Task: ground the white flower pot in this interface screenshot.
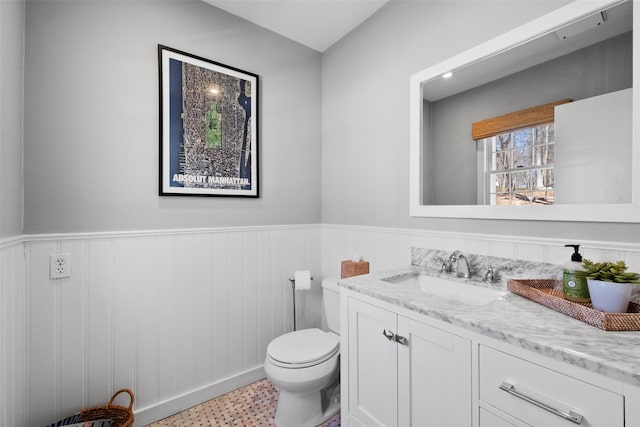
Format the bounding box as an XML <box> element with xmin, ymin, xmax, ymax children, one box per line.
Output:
<box><xmin>587</xmin><ymin>279</ymin><xmax>633</xmax><ymax>313</ymax></box>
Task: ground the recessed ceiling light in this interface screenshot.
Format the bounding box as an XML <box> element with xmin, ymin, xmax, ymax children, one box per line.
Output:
<box><xmin>442</xmin><ymin>72</ymin><xmax>453</xmax><ymax>79</ymax></box>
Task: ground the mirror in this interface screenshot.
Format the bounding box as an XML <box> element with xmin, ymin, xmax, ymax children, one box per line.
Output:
<box><xmin>410</xmin><ymin>0</ymin><xmax>640</xmax><ymax>222</ymax></box>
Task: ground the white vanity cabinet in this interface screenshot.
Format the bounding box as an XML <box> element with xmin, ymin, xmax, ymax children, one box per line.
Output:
<box><xmin>341</xmin><ymin>288</ymin><xmax>639</xmax><ymax>427</ymax></box>
<box><xmin>344</xmin><ymin>296</ymin><xmax>472</xmax><ymax>427</ymax></box>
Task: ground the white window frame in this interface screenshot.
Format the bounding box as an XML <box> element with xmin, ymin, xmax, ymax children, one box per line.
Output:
<box><xmin>479</xmin><ymin>124</ymin><xmax>555</xmax><ymax>206</ymax></box>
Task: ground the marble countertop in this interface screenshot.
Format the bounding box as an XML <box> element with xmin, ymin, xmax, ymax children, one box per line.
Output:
<box><xmin>339</xmin><ymin>265</ymin><xmax>640</xmax><ymax>387</ymax></box>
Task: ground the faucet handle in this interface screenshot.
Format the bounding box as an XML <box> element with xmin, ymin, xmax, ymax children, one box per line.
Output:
<box><xmin>484</xmin><ymin>267</ymin><xmax>498</xmax><ymax>283</ymax></box>
<box><xmin>440</xmin><ymin>261</ymin><xmax>447</xmax><ymax>273</ymax></box>
<box><xmin>437</xmin><ymin>257</ymin><xmax>454</xmax><ymax>273</ymax></box>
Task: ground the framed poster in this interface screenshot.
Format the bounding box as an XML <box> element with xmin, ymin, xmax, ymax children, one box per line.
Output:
<box><xmin>158</xmin><ymin>45</ymin><xmax>259</xmax><ymax>197</ymax></box>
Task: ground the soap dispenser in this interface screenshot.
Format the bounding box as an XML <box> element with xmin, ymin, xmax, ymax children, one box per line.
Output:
<box><xmin>562</xmin><ymin>244</ymin><xmax>590</xmax><ymax>302</ymax></box>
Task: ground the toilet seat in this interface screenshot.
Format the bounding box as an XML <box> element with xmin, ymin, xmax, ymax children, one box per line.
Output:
<box><xmin>267</xmin><ymin>328</ymin><xmax>339</xmax><ymax>369</ymax></box>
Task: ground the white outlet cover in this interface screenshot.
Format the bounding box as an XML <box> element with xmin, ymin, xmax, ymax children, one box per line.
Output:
<box><xmin>50</xmin><ymin>253</ymin><xmax>71</xmax><ymax>279</ymax></box>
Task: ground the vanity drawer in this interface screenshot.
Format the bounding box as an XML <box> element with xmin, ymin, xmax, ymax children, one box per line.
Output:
<box><xmin>479</xmin><ymin>345</ymin><xmax>623</xmax><ymax>427</ymax></box>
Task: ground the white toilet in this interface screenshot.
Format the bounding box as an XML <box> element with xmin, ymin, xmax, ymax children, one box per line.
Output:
<box><xmin>264</xmin><ymin>276</ymin><xmax>341</xmax><ymax>427</ymax></box>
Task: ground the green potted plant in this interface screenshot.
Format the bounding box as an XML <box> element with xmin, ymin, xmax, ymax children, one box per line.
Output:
<box><xmin>580</xmin><ymin>260</ymin><xmax>640</xmax><ymax>312</ymax></box>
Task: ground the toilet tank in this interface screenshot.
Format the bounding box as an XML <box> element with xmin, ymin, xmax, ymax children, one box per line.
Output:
<box><xmin>322</xmin><ymin>276</ymin><xmax>341</xmax><ymax>333</ymax></box>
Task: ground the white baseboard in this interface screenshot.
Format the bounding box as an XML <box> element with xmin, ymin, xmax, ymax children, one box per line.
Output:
<box><xmin>134</xmin><ymin>366</ymin><xmax>266</xmax><ymax>426</ymax></box>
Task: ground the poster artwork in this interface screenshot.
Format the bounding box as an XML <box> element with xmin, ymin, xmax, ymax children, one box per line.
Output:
<box><xmin>159</xmin><ymin>45</ymin><xmax>259</xmax><ymax>197</ymax></box>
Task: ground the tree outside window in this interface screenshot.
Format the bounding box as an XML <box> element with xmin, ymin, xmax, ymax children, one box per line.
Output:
<box><xmin>486</xmin><ymin>123</ymin><xmax>555</xmax><ymax>205</ymax></box>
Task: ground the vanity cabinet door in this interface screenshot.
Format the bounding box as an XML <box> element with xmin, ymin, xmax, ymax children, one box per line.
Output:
<box><xmin>397</xmin><ymin>316</ymin><xmax>472</xmax><ymax>427</ymax></box>
<box><xmin>346</xmin><ymin>296</ymin><xmax>473</xmax><ymax>427</ymax></box>
<box><xmin>347</xmin><ymin>298</ymin><xmax>399</xmax><ymax>427</ymax></box>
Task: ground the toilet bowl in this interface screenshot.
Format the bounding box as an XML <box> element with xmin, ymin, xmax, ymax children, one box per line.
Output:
<box><xmin>264</xmin><ymin>277</ymin><xmax>341</xmax><ymax>427</ymax></box>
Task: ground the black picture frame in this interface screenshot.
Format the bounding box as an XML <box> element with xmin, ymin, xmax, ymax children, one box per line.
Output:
<box><xmin>158</xmin><ymin>45</ymin><xmax>259</xmax><ymax>197</ymax></box>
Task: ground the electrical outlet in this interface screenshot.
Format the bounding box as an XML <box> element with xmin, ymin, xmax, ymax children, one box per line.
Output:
<box><xmin>50</xmin><ymin>253</ymin><xmax>71</xmax><ymax>279</ymax></box>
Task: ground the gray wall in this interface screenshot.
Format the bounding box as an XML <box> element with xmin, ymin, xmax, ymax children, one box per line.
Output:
<box><xmin>10</xmin><ymin>0</ymin><xmax>640</xmax><ymax>243</ymax></box>
<box><xmin>23</xmin><ymin>0</ymin><xmax>322</xmax><ymax>234</ymax></box>
<box><xmin>0</xmin><ymin>0</ymin><xmax>24</xmax><ymax>239</ymax></box>
<box><xmin>321</xmin><ymin>0</ymin><xmax>640</xmax><ymax>242</ymax></box>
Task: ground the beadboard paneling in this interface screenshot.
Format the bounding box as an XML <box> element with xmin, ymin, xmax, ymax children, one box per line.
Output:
<box><xmin>7</xmin><ymin>224</ymin><xmax>640</xmax><ymax>427</ymax></box>
<box><xmin>0</xmin><ymin>239</ymin><xmax>27</xmax><ymax>427</ymax></box>
<box><xmin>23</xmin><ymin>226</ymin><xmax>321</xmax><ymax>426</ymax></box>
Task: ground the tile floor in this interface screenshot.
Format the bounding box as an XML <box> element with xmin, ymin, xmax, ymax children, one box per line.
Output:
<box><xmin>146</xmin><ymin>378</ymin><xmax>341</xmax><ymax>427</ymax></box>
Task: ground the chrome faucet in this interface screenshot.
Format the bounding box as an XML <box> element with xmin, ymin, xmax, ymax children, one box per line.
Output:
<box><xmin>456</xmin><ymin>254</ymin><xmax>471</xmax><ymax>278</ymax></box>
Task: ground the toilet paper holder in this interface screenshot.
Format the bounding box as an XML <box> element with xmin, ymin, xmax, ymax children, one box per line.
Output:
<box><xmin>288</xmin><ymin>275</ymin><xmax>313</xmax><ymax>331</ymax></box>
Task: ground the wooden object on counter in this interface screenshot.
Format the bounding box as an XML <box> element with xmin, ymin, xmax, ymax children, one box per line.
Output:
<box><xmin>341</xmin><ymin>260</ymin><xmax>370</xmax><ymax>279</ymax></box>
<box><xmin>508</xmin><ymin>279</ymin><xmax>640</xmax><ymax>331</ymax></box>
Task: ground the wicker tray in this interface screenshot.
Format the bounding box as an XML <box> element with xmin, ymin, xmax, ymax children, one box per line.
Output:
<box><xmin>507</xmin><ymin>279</ymin><xmax>640</xmax><ymax>331</ymax></box>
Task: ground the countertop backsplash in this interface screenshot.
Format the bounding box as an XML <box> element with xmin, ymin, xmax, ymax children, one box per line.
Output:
<box><xmin>411</xmin><ymin>247</ymin><xmax>564</xmax><ymax>284</ymax></box>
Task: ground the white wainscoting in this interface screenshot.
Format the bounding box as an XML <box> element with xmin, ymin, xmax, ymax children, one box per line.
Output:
<box><xmin>4</xmin><ymin>224</ymin><xmax>640</xmax><ymax>427</ymax></box>
<box><xmin>0</xmin><ymin>238</ymin><xmax>27</xmax><ymax>427</ymax></box>
<box><xmin>23</xmin><ymin>225</ymin><xmax>321</xmax><ymax>426</ymax></box>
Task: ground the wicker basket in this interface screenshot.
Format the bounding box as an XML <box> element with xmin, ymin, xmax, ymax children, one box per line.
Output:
<box><xmin>78</xmin><ymin>389</ymin><xmax>134</xmax><ymax>427</ymax></box>
<box><xmin>508</xmin><ymin>279</ymin><xmax>640</xmax><ymax>331</ymax></box>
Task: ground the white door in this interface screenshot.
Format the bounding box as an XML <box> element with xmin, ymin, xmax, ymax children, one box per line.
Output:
<box><xmin>397</xmin><ymin>316</ymin><xmax>472</xmax><ymax>427</ymax></box>
<box><xmin>348</xmin><ymin>298</ymin><xmax>399</xmax><ymax>427</ymax></box>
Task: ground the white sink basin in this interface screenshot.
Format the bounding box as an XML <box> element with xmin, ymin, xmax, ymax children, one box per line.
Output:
<box><xmin>382</xmin><ymin>274</ymin><xmax>507</xmax><ymax>306</ymax></box>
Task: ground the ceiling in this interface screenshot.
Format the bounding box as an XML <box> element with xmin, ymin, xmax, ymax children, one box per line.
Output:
<box><xmin>203</xmin><ymin>0</ymin><xmax>390</xmax><ymax>52</ymax></box>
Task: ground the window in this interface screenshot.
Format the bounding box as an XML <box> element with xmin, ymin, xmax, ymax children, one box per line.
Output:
<box><xmin>472</xmin><ymin>99</ymin><xmax>569</xmax><ymax>206</ymax></box>
<box><xmin>484</xmin><ymin>124</ymin><xmax>554</xmax><ymax>206</ymax></box>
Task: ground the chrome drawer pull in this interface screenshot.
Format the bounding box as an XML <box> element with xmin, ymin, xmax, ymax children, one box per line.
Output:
<box><xmin>499</xmin><ymin>382</ymin><xmax>583</xmax><ymax>425</ymax></box>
